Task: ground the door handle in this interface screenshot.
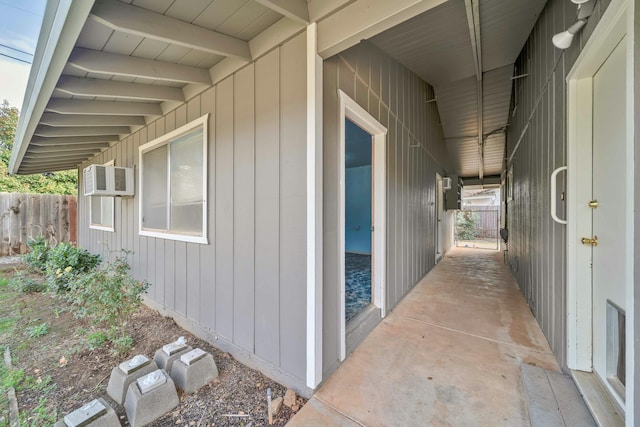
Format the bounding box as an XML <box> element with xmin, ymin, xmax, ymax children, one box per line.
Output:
<box><xmin>581</xmin><ymin>235</ymin><xmax>598</xmax><ymax>246</ymax></box>
<box><xmin>550</xmin><ymin>166</ymin><xmax>567</xmax><ymax>224</ymax></box>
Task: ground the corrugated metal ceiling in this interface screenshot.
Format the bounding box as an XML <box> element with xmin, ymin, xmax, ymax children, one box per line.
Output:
<box><xmin>371</xmin><ymin>0</ymin><xmax>547</xmax><ymax>179</ymax></box>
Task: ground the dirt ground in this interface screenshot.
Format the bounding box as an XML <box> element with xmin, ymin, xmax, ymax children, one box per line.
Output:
<box><xmin>0</xmin><ymin>263</ymin><xmax>304</xmax><ymax>426</ymax></box>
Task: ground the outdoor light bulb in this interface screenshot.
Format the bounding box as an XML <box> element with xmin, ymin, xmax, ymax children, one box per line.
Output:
<box><xmin>552</xmin><ymin>20</ymin><xmax>586</xmax><ymax>49</ymax></box>
<box><xmin>571</xmin><ymin>0</ymin><xmax>590</xmax><ymax>3</ymax></box>
<box><xmin>552</xmin><ymin>31</ymin><xmax>575</xmax><ymax>49</ymax></box>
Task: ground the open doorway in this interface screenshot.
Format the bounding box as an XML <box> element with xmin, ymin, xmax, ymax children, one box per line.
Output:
<box><xmin>344</xmin><ymin>119</ymin><xmax>373</xmax><ymax>323</ymax></box>
<box><xmin>455</xmin><ymin>188</ymin><xmax>501</xmax><ymax>250</ymax></box>
<box><xmin>338</xmin><ymin>90</ymin><xmax>387</xmax><ymax>360</ymax></box>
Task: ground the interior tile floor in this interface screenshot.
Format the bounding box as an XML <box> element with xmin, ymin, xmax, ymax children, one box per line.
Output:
<box><xmin>288</xmin><ymin>248</ymin><xmax>562</xmax><ymax>426</ymax></box>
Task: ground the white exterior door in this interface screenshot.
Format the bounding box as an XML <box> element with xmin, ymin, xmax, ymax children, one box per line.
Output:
<box><xmin>436</xmin><ymin>173</ymin><xmax>443</xmax><ymax>261</ymax></box>
<box><xmin>591</xmin><ymin>36</ymin><xmax>627</xmax><ymax>407</ymax></box>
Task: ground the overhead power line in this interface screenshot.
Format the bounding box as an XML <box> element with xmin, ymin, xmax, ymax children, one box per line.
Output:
<box><xmin>0</xmin><ymin>43</ymin><xmax>33</xmax><ymax>56</ymax></box>
<box><xmin>0</xmin><ymin>52</ymin><xmax>31</xmax><ymax>64</ymax></box>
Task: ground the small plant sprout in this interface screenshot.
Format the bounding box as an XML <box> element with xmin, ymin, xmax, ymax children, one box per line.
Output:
<box><xmin>27</xmin><ymin>323</ymin><xmax>49</xmax><ymax>338</ymax></box>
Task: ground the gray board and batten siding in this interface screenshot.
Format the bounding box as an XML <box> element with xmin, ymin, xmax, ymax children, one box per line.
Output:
<box><xmin>505</xmin><ymin>0</ymin><xmax>611</xmax><ymax>371</ymax></box>
<box><xmin>78</xmin><ymin>33</ymin><xmax>310</xmax><ymax>394</ymax></box>
<box><xmin>322</xmin><ymin>41</ymin><xmax>451</xmax><ymax>378</ymax></box>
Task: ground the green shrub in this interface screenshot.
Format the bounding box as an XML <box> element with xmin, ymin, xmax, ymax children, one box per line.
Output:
<box><xmin>44</xmin><ymin>242</ymin><xmax>100</xmax><ymax>292</ymax></box>
<box><xmin>23</xmin><ymin>236</ymin><xmax>50</xmax><ymax>272</ymax></box>
<box><xmin>8</xmin><ymin>270</ymin><xmax>47</xmax><ymax>293</ymax></box>
<box><xmin>27</xmin><ymin>323</ymin><xmax>49</xmax><ymax>338</ymax></box>
<box><xmin>111</xmin><ymin>334</ymin><xmax>134</xmax><ymax>356</ymax></box>
<box><xmin>86</xmin><ymin>331</ymin><xmax>107</xmax><ymax>350</ymax></box>
<box><xmin>65</xmin><ymin>253</ymin><xmax>149</xmax><ymax>356</ymax></box>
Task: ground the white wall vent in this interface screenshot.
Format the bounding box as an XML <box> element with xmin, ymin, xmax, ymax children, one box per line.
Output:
<box><xmin>442</xmin><ymin>177</ymin><xmax>453</xmax><ymax>190</ymax></box>
<box><xmin>83</xmin><ymin>164</ymin><xmax>134</xmax><ymax>197</ymax></box>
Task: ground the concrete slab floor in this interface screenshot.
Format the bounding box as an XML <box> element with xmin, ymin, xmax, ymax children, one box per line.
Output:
<box><xmin>288</xmin><ymin>248</ymin><xmax>560</xmax><ymax>427</ymax></box>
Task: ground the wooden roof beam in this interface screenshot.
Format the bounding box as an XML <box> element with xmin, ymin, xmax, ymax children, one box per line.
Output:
<box><xmin>56</xmin><ymin>76</ymin><xmax>185</xmax><ymax>102</ymax></box>
<box><xmin>30</xmin><ymin>136</ymin><xmax>119</xmax><ymax>146</ymax></box>
<box><xmin>34</xmin><ymin>125</ymin><xmax>131</xmax><ymax>138</ymax></box>
<box><xmin>254</xmin><ymin>0</ymin><xmax>309</xmax><ymax>25</ymax></box>
<box><xmin>22</xmin><ymin>155</ymin><xmax>91</xmax><ymax>164</ymax></box>
<box><xmin>46</xmin><ymin>98</ymin><xmax>162</xmax><ymax>116</ymax></box>
<box><xmin>40</xmin><ymin>112</ymin><xmax>145</xmax><ymax>127</ymax></box>
<box><xmin>90</xmin><ymin>0</ymin><xmax>251</xmax><ymax>61</ymax></box>
<box><xmin>27</xmin><ymin>149</ymin><xmax>102</xmax><ymax>158</ymax></box>
<box><xmin>19</xmin><ymin>164</ymin><xmax>81</xmax><ymax>174</ymax></box>
<box><xmin>68</xmin><ymin>48</ymin><xmax>212</xmax><ymax>85</ymax></box>
<box><xmin>29</xmin><ymin>143</ymin><xmax>108</xmax><ymax>153</ymax></box>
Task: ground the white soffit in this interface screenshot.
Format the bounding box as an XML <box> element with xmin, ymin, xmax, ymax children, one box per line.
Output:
<box><xmin>369</xmin><ymin>0</ymin><xmax>546</xmax><ymax>178</ymax></box>
<box><xmin>11</xmin><ymin>0</ymin><xmax>305</xmax><ymax>174</ymax></box>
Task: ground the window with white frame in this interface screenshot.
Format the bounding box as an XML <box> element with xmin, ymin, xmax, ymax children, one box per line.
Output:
<box><xmin>90</xmin><ymin>160</ymin><xmax>115</xmax><ymax>231</ymax></box>
<box><xmin>139</xmin><ymin>115</ymin><xmax>208</xmax><ymax>244</ymax></box>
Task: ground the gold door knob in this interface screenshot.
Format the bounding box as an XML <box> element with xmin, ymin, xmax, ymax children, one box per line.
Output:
<box><xmin>589</xmin><ymin>200</ymin><xmax>599</xmax><ymax>208</ymax></box>
<box><xmin>581</xmin><ymin>236</ymin><xmax>598</xmax><ymax>246</ymax></box>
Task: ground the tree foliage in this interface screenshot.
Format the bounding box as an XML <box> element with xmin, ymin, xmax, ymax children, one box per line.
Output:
<box><xmin>0</xmin><ymin>100</ymin><xmax>77</xmax><ymax>194</ymax></box>
<box><xmin>456</xmin><ymin>211</ymin><xmax>480</xmax><ymax>241</ymax></box>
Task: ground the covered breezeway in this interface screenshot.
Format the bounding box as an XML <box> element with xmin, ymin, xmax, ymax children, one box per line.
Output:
<box><xmin>289</xmin><ymin>249</ymin><xmax>596</xmax><ymax>426</ymax></box>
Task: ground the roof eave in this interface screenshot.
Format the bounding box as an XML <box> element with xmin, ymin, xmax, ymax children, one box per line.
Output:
<box><xmin>9</xmin><ymin>0</ymin><xmax>95</xmax><ymax>175</ymax></box>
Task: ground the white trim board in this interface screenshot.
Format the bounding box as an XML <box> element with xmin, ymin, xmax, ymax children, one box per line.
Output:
<box><xmin>338</xmin><ymin>90</ymin><xmax>387</xmax><ymax>361</ymax></box>
<box><xmin>565</xmin><ymin>0</ymin><xmax>634</xmax><ymax>424</ymax></box>
<box><xmin>306</xmin><ymin>23</ymin><xmax>323</xmax><ymax>390</ymax></box>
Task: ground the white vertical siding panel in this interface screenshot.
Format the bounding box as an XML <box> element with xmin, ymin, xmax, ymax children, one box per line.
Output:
<box><xmin>215</xmin><ymin>76</ymin><xmax>235</xmax><ymax>341</ymax></box>
<box><xmin>200</xmin><ymin>87</ymin><xmax>216</xmax><ymax>330</ymax></box>
<box><xmin>233</xmin><ymin>64</ymin><xmax>256</xmax><ymax>352</ymax></box>
<box><xmin>255</xmin><ymin>49</ymin><xmax>282</xmax><ymax>366</ymax></box>
<box><xmin>279</xmin><ymin>33</ymin><xmax>308</xmax><ymax>380</ymax></box>
<box><xmin>506</xmin><ymin>0</ymin><xmax>610</xmax><ymax>370</ymax></box>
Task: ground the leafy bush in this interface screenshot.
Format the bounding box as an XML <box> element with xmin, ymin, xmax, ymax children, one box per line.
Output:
<box><xmin>65</xmin><ymin>253</ymin><xmax>149</xmax><ymax>355</ymax></box>
<box><xmin>23</xmin><ymin>236</ymin><xmax>50</xmax><ymax>272</ymax></box>
<box><xmin>27</xmin><ymin>323</ymin><xmax>49</xmax><ymax>338</ymax></box>
<box><xmin>111</xmin><ymin>334</ymin><xmax>134</xmax><ymax>356</ymax></box>
<box><xmin>44</xmin><ymin>242</ymin><xmax>100</xmax><ymax>292</ymax></box>
<box><xmin>8</xmin><ymin>270</ymin><xmax>47</xmax><ymax>293</ymax></box>
<box><xmin>86</xmin><ymin>331</ymin><xmax>107</xmax><ymax>350</ymax></box>
<box><xmin>456</xmin><ymin>211</ymin><xmax>480</xmax><ymax>241</ymax></box>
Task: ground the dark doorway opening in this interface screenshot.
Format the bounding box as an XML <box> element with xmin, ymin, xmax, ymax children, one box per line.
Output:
<box><xmin>345</xmin><ymin>119</ymin><xmax>373</xmax><ymax>322</ymax></box>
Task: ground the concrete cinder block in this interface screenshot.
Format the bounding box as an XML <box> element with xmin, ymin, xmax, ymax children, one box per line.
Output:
<box><xmin>106</xmin><ymin>355</ymin><xmax>158</xmax><ymax>405</ymax></box>
<box><xmin>153</xmin><ymin>339</ymin><xmax>192</xmax><ymax>374</ymax></box>
<box><xmin>54</xmin><ymin>398</ymin><xmax>120</xmax><ymax>427</ymax></box>
<box><xmin>124</xmin><ymin>369</ymin><xmax>179</xmax><ymax>427</ymax></box>
<box><xmin>169</xmin><ymin>348</ymin><xmax>218</xmax><ymax>394</ymax></box>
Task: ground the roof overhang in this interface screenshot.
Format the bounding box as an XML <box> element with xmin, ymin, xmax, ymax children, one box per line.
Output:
<box><xmin>10</xmin><ymin>0</ymin><xmax>95</xmax><ymax>174</ymax></box>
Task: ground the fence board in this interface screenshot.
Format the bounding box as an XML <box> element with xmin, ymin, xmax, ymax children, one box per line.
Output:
<box><xmin>0</xmin><ymin>192</ymin><xmax>77</xmax><ymax>255</ymax></box>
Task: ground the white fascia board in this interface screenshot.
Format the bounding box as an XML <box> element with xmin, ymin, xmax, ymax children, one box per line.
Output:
<box><xmin>10</xmin><ymin>0</ymin><xmax>96</xmax><ymax>174</ymax></box>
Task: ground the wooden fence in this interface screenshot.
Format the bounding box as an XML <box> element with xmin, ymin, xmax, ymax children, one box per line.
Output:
<box><xmin>0</xmin><ymin>192</ymin><xmax>77</xmax><ymax>256</ymax></box>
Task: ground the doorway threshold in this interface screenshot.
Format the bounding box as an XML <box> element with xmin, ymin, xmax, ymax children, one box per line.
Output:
<box><xmin>345</xmin><ymin>304</ymin><xmax>381</xmax><ymax>357</ymax></box>
<box><xmin>571</xmin><ymin>370</ymin><xmax>624</xmax><ymax>427</ymax></box>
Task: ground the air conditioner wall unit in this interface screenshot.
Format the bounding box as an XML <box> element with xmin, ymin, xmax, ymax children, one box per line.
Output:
<box><xmin>442</xmin><ymin>176</ymin><xmax>452</xmax><ymax>190</ymax></box>
<box><xmin>83</xmin><ymin>164</ymin><xmax>134</xmax><ymax>197</ymax></box>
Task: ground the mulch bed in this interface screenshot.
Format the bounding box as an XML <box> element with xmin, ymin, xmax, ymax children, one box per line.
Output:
<box><xmin>3</xmin><ymin>265</ymin><xmax>304</xmax><ymax>426</ymax></box>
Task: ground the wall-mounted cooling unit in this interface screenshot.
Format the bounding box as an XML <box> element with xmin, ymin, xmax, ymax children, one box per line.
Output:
<box><xmin>83</xmin><ymin>164</ymin><xmax>134</xmax><ymax>197</ymax></box>
<box><xmin>442</xmin><ymin>177</ymin><xmax>452</xmax><ymax>190</ymax></box>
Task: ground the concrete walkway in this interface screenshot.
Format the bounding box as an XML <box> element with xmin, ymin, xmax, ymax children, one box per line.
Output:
<box><xmin>288</xmin><ymin>248</ymin><xmax>561</xmax><ymax>426</ymax></box>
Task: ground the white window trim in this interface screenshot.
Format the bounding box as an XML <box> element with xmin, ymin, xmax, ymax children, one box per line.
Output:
<box><xmin>138</xmin><ymin>114</ymin><xmax>209</xmax><ymax>245</ymax></box>
<box><xmin>89</xmin><ymin>159</ymin><xmax>115</xmax><ymax>232</ymax></box>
